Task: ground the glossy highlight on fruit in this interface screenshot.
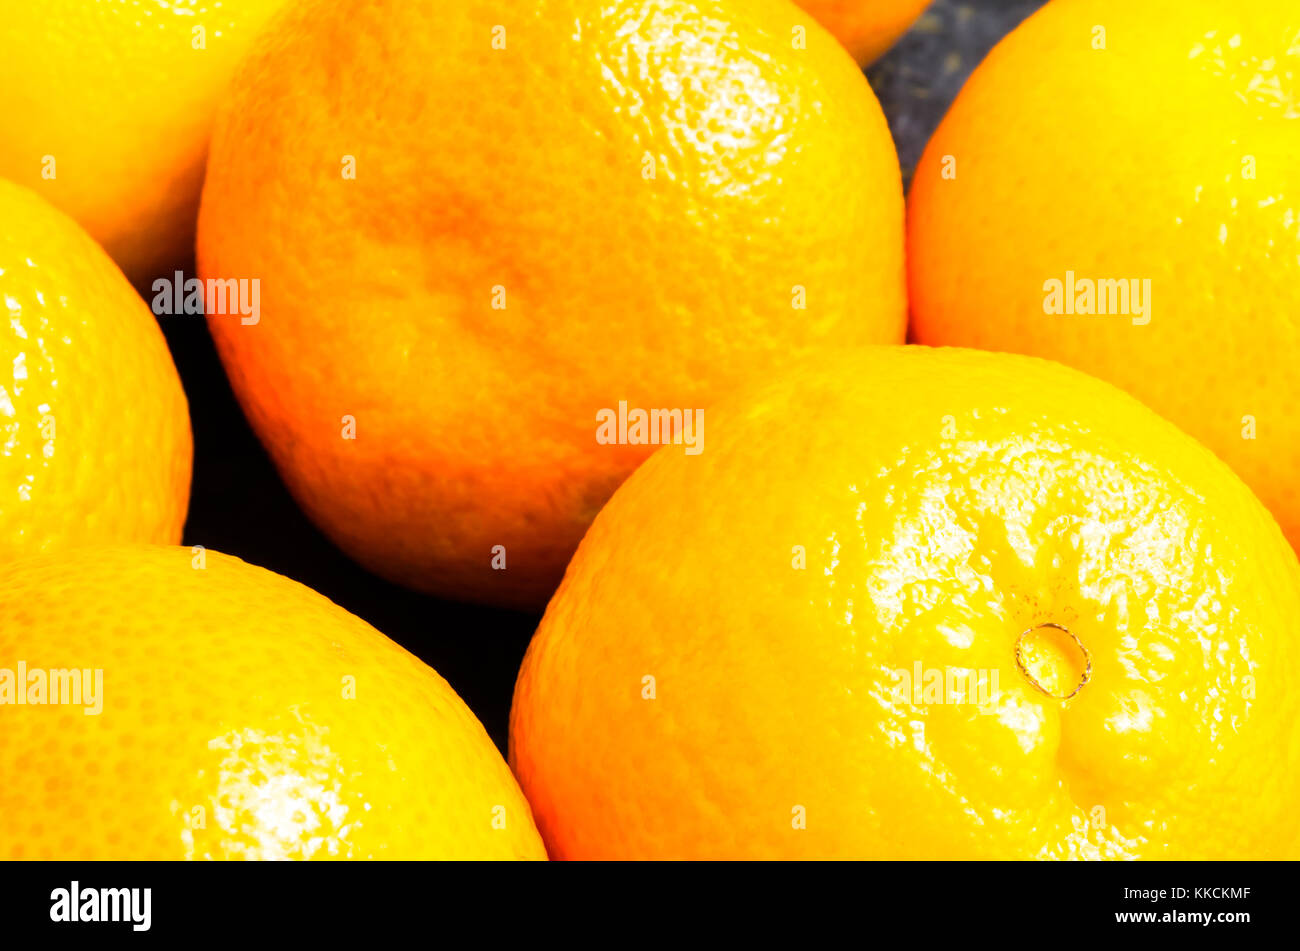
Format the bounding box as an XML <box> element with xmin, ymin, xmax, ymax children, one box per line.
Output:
<box><xmin>0</xmin><ymin>546</ymin><xmax>546</xmax><ymax>860</ymax></box>
<box><xmin>0</xmin><ymin>178</ymin><xmax>191</xmax><ymax>557</ymax></box>
<box><xmin>511</xmin><ymin>346</ymin><xmax>1300</xmax><ymax>859</ymax></box>
<box><xmin>197</xmin><ymin>0</ymin><xmax>907</xmax><ymax>609</ymax></box>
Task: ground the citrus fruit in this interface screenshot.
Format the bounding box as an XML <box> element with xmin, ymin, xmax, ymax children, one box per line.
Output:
<box><xmin>0</xmin><ymin>545</ymin><xmax>546</xmax><ymax>859</ymax></box>
<box><xmin>197</xmin><ymin>0</ymin><xmax>907</xmax><ymax>610</ymax></box>
<box><xmin>0</xmin><ymin>179</ymin><xmax>190</xmax><ymax>558</ymax></box>
<box><xmin>796</xmin><ymin>0</ymin><xmax>932</xmax><ymax>64</ymax></box>
<box><xmin>510</xmin><ymin>346</ymin><xmax>1300</xmax><ymax>859</ymax></box>
<box><xmin>0</xmin><ymin>0</ymin><xmax>289</xmax><ymax>282</ymax></box>
<box><xmin>908</xmin><ymin>1</ymin><xmax>1300</xmax><ymax>556</ymax></box>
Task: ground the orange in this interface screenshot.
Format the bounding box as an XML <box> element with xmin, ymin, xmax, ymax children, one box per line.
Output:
<box><xmin>796</xmin><ymin>0</ymin><xmax>933</xmax><ymax>64</ymax></box>
<box><xmin>510</xmin><ymin>346</ymin><xmax>1300</xmax><ymax>859</ymax></box>
<box><xmin>0</xmin><ymin>546</ymin><xmax>546</xmax><ymax>859</ymax></box>
<box><xmin>908</xmin><ymin>1</ymin><xmax>1300</xmax><ymax>556</ymax></box>
<box><xmin>197</xmin><ymin>0</ymin><xmax>907</xmax><ymax>610</ymax></box>
<box><xmin>0</xmin><ymin>179</ymin><xmax>190</xmax><ymax>558</ymax></box>
<box><xmin>0</xmin><ymin>0</ymin><xmax>289</xmax><ymax>282</ymax></box>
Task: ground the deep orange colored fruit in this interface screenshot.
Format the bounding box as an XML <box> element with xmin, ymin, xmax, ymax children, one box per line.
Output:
<box><xmin>197</xmin><ymin>0</ymin><xmax>906</xmax><ymax>610</ymax></box>
<box><xmin>908</xmin><ymin>0</ymin><xmax>1300</xmax><ymax>555</ymax></box>
<box><xmin>0</xmin><ymin>179</ymin><xmax>190</xmax><ymax>557</ymax></box>
<box><xmin>0</xmin><ymin>0</ymin><xmax>289</xmax><ymax>282</ymax></box>
<box><xmin>0</xmin><ymin>546</ymin><xmax>546</xmax><ymax>859</ymax></box>
<box><xmin>511</xmin><ymin>347</ymin><xmax>1300</xmax><ymax>859</ymax></box>
<box><xmin>796</xmin><ymin>0</ymin><xmax>932</xmax><ymax>64</ymax></box>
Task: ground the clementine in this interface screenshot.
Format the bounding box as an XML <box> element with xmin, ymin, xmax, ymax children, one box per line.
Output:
<box><xmin>0</xmin><ymin>546</ymin><xmax>546</xmax><ymax>859</ymax></box>
<box><xmin>0</xmin><ymin>0</ymin><xmax>289</xmax><ymax>282</ymax></box>
<box><xmin>0</xmin><ymin>179</ymin><xmax>190</xmax><ymax>558</ymax></box>
<box><xmin>796</xmin><ymin>0</ymin><xmax>933</xmax><ymax>64</ymax></box>
<box><xmin>197</xmin><ymin>0</ymin><xmax>907</xmax><ymax>609</ymax></box>
<box><xmin>511</xmin><ymin>346</ymin><xmax>1300</xmax><ymax>859</ymax></box>
<box><xmin>908</xmin><ymin>0</ymin><xmax>1300</xmax><ymax>557</ymax></box>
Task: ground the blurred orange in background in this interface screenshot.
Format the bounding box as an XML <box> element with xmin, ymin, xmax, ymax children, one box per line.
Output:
<box><xmin>798</xmin><ymin>0</ymin><xmax>933</xmax><ymax>64</ymax></box>
<box><xmin>0</xmin><ymin>0</ymin><xmax>289</xmax><ymax>283</ymax></box>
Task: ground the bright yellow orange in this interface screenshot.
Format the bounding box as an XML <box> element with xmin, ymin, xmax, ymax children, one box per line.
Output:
<box><xmin>908</xmin><ymin>1</ymin><xmax>1300</xmax><ymax>556</ymax></box>
<box><xmin>197</xmin><ymin>0</ymin><xmax>906</xmax><ymax>610</ymax></box>
<box><xmin>0</xmin><ymin>179</ymin><xmax>190</xmax><ymax>558</ymax></box>
<box><xmin>0</xmin><ymin>0</ymin><xmax>289</xmax><ymax>282</ymax></box>
<box><xmin>510</xmin><ymin>347</ymin><xmax>1300</xmax><ymax>859</ymax></box>
<box><xmin>0</xmin><ymin>546</ymin><xmax>546</xmax><ymax>859</ymax></box>
<box><xmin>796</xmin><ymin>0</ymin><xmax>932</xmax><ymax>64</ymax></box>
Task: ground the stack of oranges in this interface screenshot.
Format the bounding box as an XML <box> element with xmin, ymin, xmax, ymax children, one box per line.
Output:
<box><xmin>1</xmin><ymin>0</ymin><xmax>1297</xmax><ymax>860</ymax></box>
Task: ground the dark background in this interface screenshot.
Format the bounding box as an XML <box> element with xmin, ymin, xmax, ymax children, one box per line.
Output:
<box><xmin>155</xmin><ymin>0</ymin><xmax>1048</xmax><ymax>754</ymax></box>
